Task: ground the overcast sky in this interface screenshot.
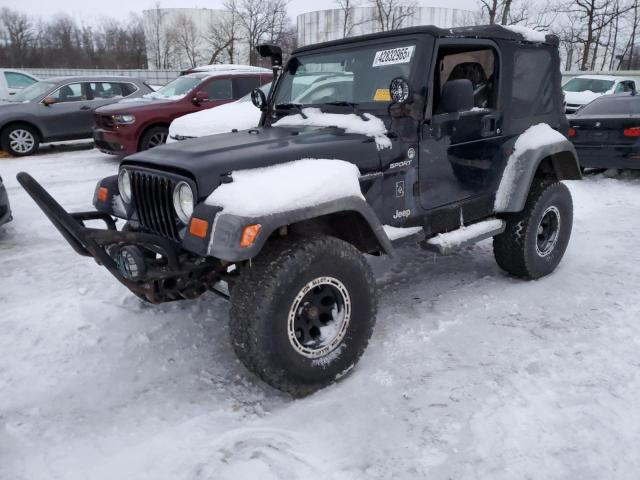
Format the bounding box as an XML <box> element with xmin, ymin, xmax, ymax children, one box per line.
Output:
<box><xmin>0</xmin><ymin>0</ymin><xmax>478</xmax><ymax>23</ymax></box>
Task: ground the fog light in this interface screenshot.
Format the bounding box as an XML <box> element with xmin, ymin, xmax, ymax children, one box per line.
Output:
<box><xmin>115</xmin><ymin>245</ymin><xmax>146</xmax><ymax>281</ymax></box>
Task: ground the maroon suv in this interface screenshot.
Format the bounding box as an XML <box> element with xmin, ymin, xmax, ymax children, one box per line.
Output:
<box><xmin>93</xmin><ymin>68</ymin><xmax>271</xmax><ymax>155</ymax></box>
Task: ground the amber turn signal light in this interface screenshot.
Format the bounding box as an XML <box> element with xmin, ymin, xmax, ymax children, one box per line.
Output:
<box><xmin>97</xmin><ymin>187</ymin><xmax>109</xmax><ymax>202</ymax></box>
<box><xmin>240</xmin><ymin>224</ymin><xmax>262</xmax><ymax>248</ymax></box>
<box><xmin>189</xmin><ymin>218</ymin><xmax>209</xmax><ymax>238</ymax></box>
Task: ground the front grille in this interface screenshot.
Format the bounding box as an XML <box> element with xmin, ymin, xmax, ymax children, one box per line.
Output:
<box><xmin>130</xmin><ymin>170</ymin><xmax>181</xmax><ymax>241</ymax></box>
<box><xmin>96</xmin><ymin>114</ymin><xmax>115</xmax><ymax>129</ymax></box>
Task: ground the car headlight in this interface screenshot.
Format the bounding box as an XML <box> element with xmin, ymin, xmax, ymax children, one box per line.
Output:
<box><xmin>173</xmin><ymin>181</ymin><xmax>194</xmax><ymax>224</ymax></box>
<box><xmin>118</xmin><ymin>169</ymin><xmax>132</xmax><ymax>203</ymax></box>
<box><xmin>113</xmin><ymin>114</ymin><xmax>136</xmax><ymax>125</ymax></box>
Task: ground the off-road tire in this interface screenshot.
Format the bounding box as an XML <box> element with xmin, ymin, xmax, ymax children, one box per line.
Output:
<box><xmin>229</xmin><ymin>235</ymin><xmax>377</xmax><ymax>396</ymax></box>
<box><xmin>139</xmin><ymin>126</ymin><xmax>168</xmax><ymax>151</ymax></box>
<box><xmin>1</xmin><ymin>123</ymin><xmax>40</xmax><ymax>157</ymax></box>
<box><xmin>493</xmin><ymin>181</ymin><xmax>573</xmax><ymax>279</ymax></box>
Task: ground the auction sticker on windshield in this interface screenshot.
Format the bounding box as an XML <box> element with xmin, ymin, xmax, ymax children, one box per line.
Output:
<box><xmin>373</xmin><ymin>46</ymin><xmax>415</xmax><ymax>67</ymax></box>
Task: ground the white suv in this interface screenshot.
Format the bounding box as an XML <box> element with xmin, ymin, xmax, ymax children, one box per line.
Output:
<box><xmin>0</xmin><ymin>69</ymin><xmax>39</xmax><ymax>100</ymax></box>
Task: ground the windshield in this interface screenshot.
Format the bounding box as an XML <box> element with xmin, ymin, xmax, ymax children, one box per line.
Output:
<box><xmin>273</xmin><ymin>42</ymin><xmax>416</xmax><ymax>108</ymax></box>
<box><xmin>145</xmin><ymin>76</ymin><xmax>201</xmax><ymax>100</ymax></box>
<box><xmin>563</xmin><ymin>78</ymin><xmax>614</xmax><ymax>94</ymax></box>
<box><xmin>10</xmin><ymin>81</ymin><xmax>56</xmax><ymax>102</ymax></box>
<box><xmin>578</xmin><ymin>96</ymin><xmax>640</xmax><ymax>115</ymax></box>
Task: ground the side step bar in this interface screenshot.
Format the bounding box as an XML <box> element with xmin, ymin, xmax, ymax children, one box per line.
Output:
<box><xmin>421</xmin><ymin>218</ymin><xmax>505</xmax><ymax>255</ymax></box>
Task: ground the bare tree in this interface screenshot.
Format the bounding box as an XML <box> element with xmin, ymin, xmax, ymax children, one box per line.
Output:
<box><xmin>205</xmin><ymin>10</ymin><xmax>239</xmax><ymax>64</ymax></box>
<box><xmin>170</xmin><ymin>13</ymin><xmax>201</xmax><ymax>68</ymax></box>
<box><xmin>369</xmin><ymin>0</ymin><xmax>417</xmax><ymax>31</ymax></box>
<box><xmin>479</xmin><ymin>0</ymin><xmax>501</xmax><ymax>24</ymax></box>
<box><xmin>0</xmin><ymin>8</ymin><xmax>34</xmax><ymax>66</ymax></box>
<box><xmin>336</xmin><ymin>0</ymin><xmax>363</xmax><ymax>38</ymax></box>
<box><xmin>145</xmin><ymin>2</ymin><xmax>169</xmax><ymax>69</ymax></box>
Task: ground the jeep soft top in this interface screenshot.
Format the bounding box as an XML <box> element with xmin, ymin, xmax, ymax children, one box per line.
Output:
<box><xmin>19</xmin><ymin>24</ymin><xmax>580</xmax><ymax>395</ymax></box>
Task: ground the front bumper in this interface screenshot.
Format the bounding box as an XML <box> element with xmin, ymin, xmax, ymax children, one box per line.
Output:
<box><xmin>93</xmin><ymin>128</ymin><xmax>137</xmax><ymax>156</ymax></box>
<box><xmin>17</xmin><ymin>172</ymin><xmax>222</xmax><ymax>303</ymax></box>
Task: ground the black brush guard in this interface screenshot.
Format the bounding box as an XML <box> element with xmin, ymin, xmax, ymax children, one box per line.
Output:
<box><xmin>17</xmin><ymin>172</ymin><xmax>190</xmax><ymax>302</ymax></box>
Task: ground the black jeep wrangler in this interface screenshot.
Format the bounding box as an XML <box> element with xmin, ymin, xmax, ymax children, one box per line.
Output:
<box><xmin>19</xmin><ymin>25</ymin><xmax>580</xmax><ymax>396</ymax></box>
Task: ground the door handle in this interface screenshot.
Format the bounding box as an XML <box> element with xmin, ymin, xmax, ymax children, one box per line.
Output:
<box><xmin>481</xmin><ymin>114</ymin><xmax>499</xmax><ymax>137</ymax></box>
<box><xmin>80</xmin><ymin>105</ymin><xmax>91</xmax><ymax>111</ymax></box>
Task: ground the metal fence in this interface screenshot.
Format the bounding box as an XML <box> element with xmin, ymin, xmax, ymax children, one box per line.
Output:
<box><xmin>15</xmin><ymin>67</ymin><xmax>640</xmax><ymax>88</ymax></box>
<box><xmin>20</xmin><ymin>68</ymin><xmax>181</xmax><ymax>86</ymax></box>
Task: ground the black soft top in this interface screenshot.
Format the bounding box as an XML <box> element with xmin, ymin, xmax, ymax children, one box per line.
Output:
<box><xmin>294</xmin><ymin>24</ymin><xmax>558</xmax><ymax>54</ymax></box>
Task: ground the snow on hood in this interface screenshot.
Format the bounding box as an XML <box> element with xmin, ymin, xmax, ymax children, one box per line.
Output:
<box><xmin>169</xmin><ymin>100</ymin><xmax>260</xmax><ymax>139</ymax></box>
<box><xmin>205</xmin><ymin>159</ymin><xmax>363</xmax><ymax>217</ymax></box>
<box><xmin>494</xmin><ymin>123</ymin><xmax>567</xmax><ymax>211</ymax></box>
<box><xmin>273</xmin><ymin>108</ymin><xmax>392</xmax><ymax>151</ymax></box>
<box><xmin>503</xmin><ymin>25</ymin><xmax>548</xmax><ymax>42</ymax></box>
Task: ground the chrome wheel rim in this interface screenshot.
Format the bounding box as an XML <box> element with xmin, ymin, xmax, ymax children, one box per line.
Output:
<box><xmin>536</xmin><ymin>206</ymin><xmax>561</xmax><ymax>257</ymax></box>
<box><xmin>9</xmin><ymin>129</ymin><xmax>35</xmax><ymax>153</ymax></box>
<box><xmin>147</xmin><ymin>132</ymin><xmax>167</xmax><ymax>148</ymax></box>
<box><xmin>287</xmin><ymin>276</ymin><xmax>351</xmax><ymax>359</ymax></box>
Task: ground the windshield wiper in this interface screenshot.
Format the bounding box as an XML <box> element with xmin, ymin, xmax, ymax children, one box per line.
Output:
<box><xmin>275</xmin><ymin>103</ymin><xmax>308</xmax><ymax>119</ymax></box>
<box><xmin>322</xmin><ymin>101</ymin><xmax>369</xmax><ymax>121</ymax></box>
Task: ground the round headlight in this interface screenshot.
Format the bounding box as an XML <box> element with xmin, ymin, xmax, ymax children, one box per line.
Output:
<box><xmin>118</xmin><ymin>169</ymin><xmax>132</xmax><ymax>203</ymax></box>
<box><xmin>173</xmin><ymin>181</ymin><xmax>194</xmax><ymax>224</ymax></box>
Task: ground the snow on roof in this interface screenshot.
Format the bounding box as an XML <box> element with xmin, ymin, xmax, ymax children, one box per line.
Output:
<box><xmin>494</xmin><ymin>123</ymin><xmax>567</xmax><ymax>211</ymax></box>
<box><xmin>570</xmin><ymin>74</ymin><xmax>634</xmax><ymax>82</ymax></box>
<box><xmin>503</xmin><ymin>25</ymin><xmax>548</xmax><ymax>43</ymax></box>
<box><xmin>188</xmin><ymin>64</ymin><xmax>271</xmax><ymax>74</ymax></box>
<box><xmin>205</xmin><ymin>159</ymin><xmax>363</xmax><ymax>217</ymax></box>
<box><xmin>273</xmin><ymin>108</ymin><xmax>392</xmax><ymax>151</ymax></box>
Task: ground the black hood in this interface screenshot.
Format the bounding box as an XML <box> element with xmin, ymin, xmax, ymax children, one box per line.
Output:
<box><xmin>122</xmin><ymin>125</ymin><xmax>382</xmax><ymax>198</ymax></box>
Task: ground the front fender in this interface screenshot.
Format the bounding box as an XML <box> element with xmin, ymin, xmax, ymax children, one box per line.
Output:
<box><xmin>183</xmin><ymin>196</ymin><xmax>393</xmax><ymax>262</ymax></box>
<box><xmin>494</xmin><ymin>137</ymin><xmax>581</xmax><ymax>213</ymax></box>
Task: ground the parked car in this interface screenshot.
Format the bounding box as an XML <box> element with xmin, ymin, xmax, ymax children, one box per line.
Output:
<box><xmin>563</xmin><ymin>74</ymin><xmax>636</xmax><ymax>113</ymax></box>
<box><xmin>181</xmin><ymin>64</ymin><xmax>272</xmax><ymax>75</ymax></box>
<box><xmin>0</xmin><ymin>175</ymin><xmax>11</xmax><ymax>227</ymax></box>
<box><xmin>20</xmin><ymin>25</ymin><xmax>581</xmax><ymax>395</ymax></box>
<box><xmin>0</xmin><ymin>76</ymin><xmax>152</xmax><ymax>157</ymax></box>
<box><xmin>168</xmin><ymin>74</ymin><xmax>352</xmax><ymax>142</ymax></box>
<box><xmin>94</xmin><ymin>68</ymin><xmax>272</xmax><ymax>156</ymax></box>
<box><xmin>0</xmin><ymin>69</ymin><xmax>39</xmax><ymax>101</ymax></box>
<box><xmin>568</xmin><ymin>92</ymin><xmax>640</xmax><ymax>169</ymax></box>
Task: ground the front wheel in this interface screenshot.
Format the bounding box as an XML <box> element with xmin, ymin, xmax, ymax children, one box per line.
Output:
<box><xmin>493</xmin><ymin>181</ymin><xmax>573</xmax><ymax>279</ymax></box>
<box><xmin>139</xmin><ymin>126</ymin><xmax>168</xmax><ymax>151</ymax></box>
<box><xmin>1</xmin><ymin>124</ymin><xmax>40</xmax><ymax>157</ymax></box>
<box><xmin>229</xmin><ymin>235</ymin><xmax>377</xmax><ymax>396</ymax></box>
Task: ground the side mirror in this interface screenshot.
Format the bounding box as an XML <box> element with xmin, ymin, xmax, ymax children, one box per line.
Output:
<box><xmin>43</xmin><ymin>96</ymin><xmax>56</xmax><ymax>106</ymax></box>
<box><xmin>438</xmin><ymin>79</ymin><xmax>474</xmax><ymax>114</ymax></box>
<box><xmin>192</xmin><ymin>91</ymin><xmax>209</xmax><ymax>105</ymax></box>
<box><xmin>251</xmin><ymin>88</ymin><xmax>267</xmax><ymax>111</ymax></box>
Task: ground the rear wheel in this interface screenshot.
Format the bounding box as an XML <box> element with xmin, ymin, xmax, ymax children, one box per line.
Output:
<box><xmin>1</xmin><ymin>124</ymin><xmax>40</xmax><ymax>157</ymax></box>
<box><xmin>139</xmin><ymin>126</ymin><xmax>168</xmax><ymax>151</ymax></box>
<box><xmin>229</xmin><ymin>235</ymin><xmax>377</xmax><ymax>396</ymax></box>
<box><xmin>493</xmin><ymin>181</ymin><xmax>573</xmax><ymax>279</ymax></box>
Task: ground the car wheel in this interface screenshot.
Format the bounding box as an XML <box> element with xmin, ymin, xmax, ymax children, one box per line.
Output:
<box><xmin>229</xmin><ymin>235</ymin><xmax>377</xmax><ymax>396</ymax></box>
<box><xmin>493</xmin><ymin>181</ymin><xmax>573</xmax><ymax>279</ymax></box>
<box><xmin>1</xmin><ymin>124</ymin><xmax>40</xmax><ymax>157</ymax></box>
<box><xmin>139</xmin><ymin>126</ymin><xmax>168</xmax><ymax>151</ymax></box>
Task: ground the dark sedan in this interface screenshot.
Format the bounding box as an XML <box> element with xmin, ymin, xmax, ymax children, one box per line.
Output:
<box><xmin>568</xmin><ymin>93</ymin><xmax>640</xmax><ymax>169</ymax></box>
<box><xmin>0</xmin><ymin>76</ymin><xmax>152</xmax><ymax>157</ymax></box>
<box><xmin>0</xmin><ymin>175</ymin><xmax>11</xmax><ymax>226</ymax></box>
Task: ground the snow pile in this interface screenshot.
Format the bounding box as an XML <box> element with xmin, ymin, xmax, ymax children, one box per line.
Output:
<box><xmin>205</xmin><ymin>159</ymin><xmax>363</xmax><ymax>217</ymax></box>
<box><xmin>383</xmin><ymin>225</ymin><xmax>423</xmax><ymax>241</ymax></box>
<box><xmin>494</xmin><ymin>123</ymin><xmax>567</xmax><ymax>211</ymax></box>
<box><xmin>504</xmin><ymin>25</ymin><xmax>548</xmax><ymax>43</ymax></box>
<box><xmin>426</xmin><ymin>218</ymin><xmax>504</xmax><ymax>250</ymax></box>
<box><xmin>168</xmin><ymin>100</ymin><xmax>260</xmax><ymax>140</ymax></box>
<box><xmin>273</xmin><ymin>108</ymin><xmax>392</xmax><ymax>150</ymax></box>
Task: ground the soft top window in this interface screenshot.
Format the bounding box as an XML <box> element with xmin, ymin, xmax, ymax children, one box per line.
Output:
<box><xmin>512</xmin><ymin>48</ymin><xmax>554</xmax><ymax>118</ymax></box>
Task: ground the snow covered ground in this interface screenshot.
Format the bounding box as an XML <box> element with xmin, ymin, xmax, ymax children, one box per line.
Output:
<box><xmin>1</xmin><ymin>146</ymin><xmax>640</xmax><ymax>479</ymax></box>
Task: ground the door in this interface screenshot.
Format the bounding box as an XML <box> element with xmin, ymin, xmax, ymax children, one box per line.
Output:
<box><xmin>41</xmin><ymin>82</ymin><xmax>95</xmax><ymax>138</ymax></box>
<box><xmin>419</xmin><ymin>42</ymin><xmax>504</xmax><ymax>211</ymax></box>
<box><xmin>197</xmin><ymin>78</ymin><xmax>234</xmax><ymax>108</ymax></box>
